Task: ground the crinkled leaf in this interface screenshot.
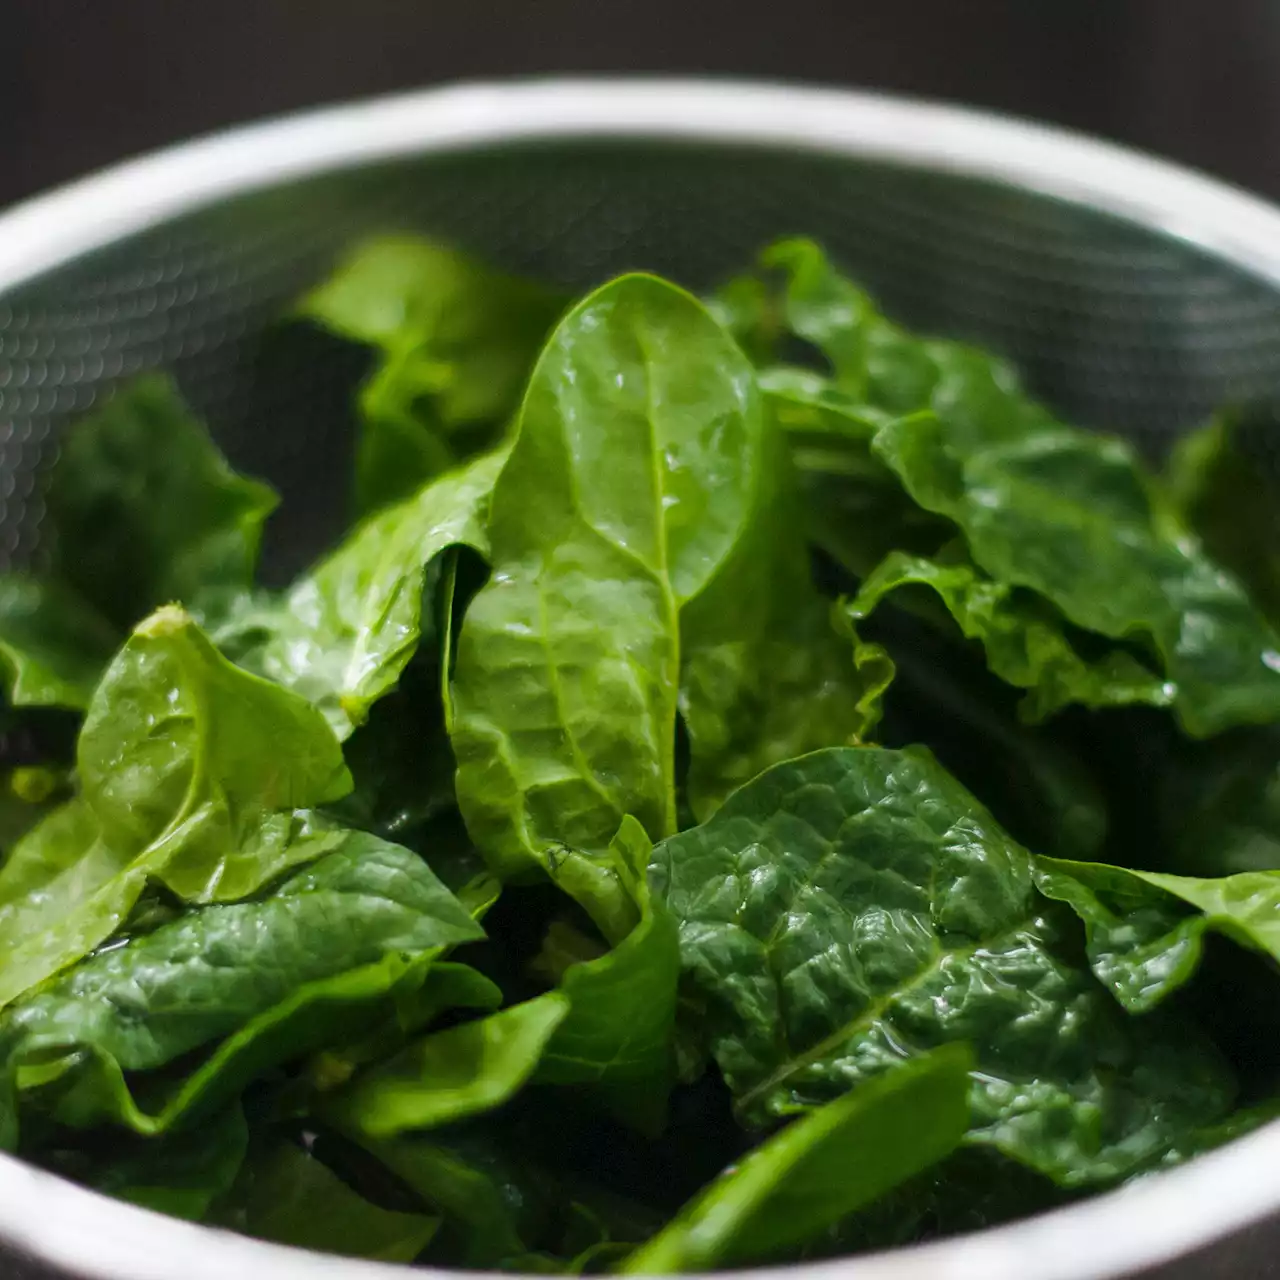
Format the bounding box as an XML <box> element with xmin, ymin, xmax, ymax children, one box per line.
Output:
<box><xmin>0</xmin><ymin>832</ymin><xmax>482</xmax><ymax>1141</ymax></box>
<box><xmin>326</xmin><ymin>994</ymin><xmax>569</xmax><ymax>1138</ymax></box>
<box><xmin>0</xmin><ymin>576</ymin><xmax>118</xmax><ymax>710</ymax></box>
<box><xmin>1035</xmin><ymin>856</ymin><xmax>1280</xmax><ymax>1013</ymax></box>
<box><xmin>299</xmin><ymin>236</ymin><xmax>564</xmax><ymax>512</ymax></box>
<box><xmin>227</xmin><ymin>452</ymin><xmax>500</xmax><ymax>737</ymax></box>
<box><xmin>45</xmin><ymin>376</ymin><xmax>277</xmax><ymax>631</ymax></box>
<box><xmin>651</xmin><ymin>746</ymin><xmax>1233</xmax><ymax>1185</ymax></box>
<box><xmin>216</xmin><ymin>1140</ymin><xmax>439</xmax><ymax>1262</ymax></box>
<box><xmin>451</xmin><ymin>275</ymin><xmax>767</xmax><ymax>877</ymax></box>
<box><xmin>624</xmin><ymin>1045</ymin><xmax>971</xmax><ymax>1272</ymax></box>
<box><xmin>534</xmin><ymin>817</ymin><xmax>679</xmax><ymax>1134</ymax></box>
<box><xmin>850</xmin><ymin>550</ymin><xmax>1171</xmax><ymax>723</ymax></box>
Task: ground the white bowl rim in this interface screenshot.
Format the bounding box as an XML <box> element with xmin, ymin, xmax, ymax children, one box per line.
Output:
<box><xmin>1</xmin><ymin>75</ymin><xmax>1280</xmax><ymax>1280</ymax></box>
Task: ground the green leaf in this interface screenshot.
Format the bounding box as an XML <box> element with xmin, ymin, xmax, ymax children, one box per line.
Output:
<box><xmin>215</xmin><ymin>1140</ymin><xmax>439</xmax><ymax>1262</ymax></box>
<box><xmin>651</xmin><ymin>746</ymin><xmax>1233</xmax><ymax>1185</ymax></box>
<box><xmin>623</xmin><ymin>1045</ymin><xmax>972</xmax><ymax>1272</ymax></box>
<box><xmin>45</xmin><ymin>376</ymin><xmax>277</xmax><ymax>631</ymax></box>
<box><xmin>228</xmin><ymin>451</ymin><xmax>501</xmax><ymax>736</ymax></box>
<box><xmin>534</xmin><ymin>817</ymin><xmax>679</xmax><ymax>1133</ymax></box>
<box><xmin>871</xmin><ymin>414</ymin><xmax>1280</xmax><ymax>737</ymax></box>
<box><xmin>450</xmin><ymin>275</ymin><xmax>767</xmax><ymax>877</ymax></box>
<box><xmin>1035</xmin><ymin>856</ymin><xmax>1280</xmax><ymax>1013</ymax></box>
<box><xmin>0</xmin><ymin>576</ymin><xmax>118</xmax><ymax>710</ymax></box>
<box><xmin>0</xmin><ymin>606</ymin><xmax>355</xmax><ymax>1008</ymax></box>
<box><xmin>1166</xmin><ymin>407</ymin><xmax>1280</xmax><ymax>630</ymax></box>
<box><xmin>43</xmin><ymin>1103</ymin><xmax>249</xmax><ymax>1222</ymax></box>
<box><xmin>0</xmin><ymin>831</ymin><xmax>483</xmax><ymax>1140</ymax></box>
<box><xmin>299</xmin><ymin>236</ymin><xmax>564</xmax><ymax>513</ymax></box>
<box><xmin>850</xmin><ymin>550</ymin><xmax>1171</xmax><ymax>723</ymax></box>
<box><xmin>325</xmin><ymin>994</ymin><xmax>569</xmax><ymax>1138</ymax></box>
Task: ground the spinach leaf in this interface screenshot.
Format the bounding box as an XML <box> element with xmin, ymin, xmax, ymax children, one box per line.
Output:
<box><xmin>46</xmin><ymin>376</ymin><xmax>277</xmax><ymax>632</ymax></box>
<box><xmin>850</xmin><ymin>550</ymin><xmax>1171</xmax><ymax>723</ymax></box>
<box><xmin>1035</xmin><ymin>856</ymin><xmax>1280</xmax><ymax>1012</ymax></box>
<box><xmin>725</xmin><ymin>239</ymin><xmax>1280</xmax><ymax>738</ymax></box>
<box><xmin>450</xmin><ymin>275</ymin><xmax>766</xmax><ymax>877</ymax></box>
<box><xmin>38</xmin><ymin>1103</ymin><xmax>249</xmax><ymax>1222</ymax></box>
<box><xmin>326</xmin><ymin>995</ymin><xmax>569</xmax><ymax>1138</ymax></box>
<box><xmin>651</xmin><ymin>746</ymin><xmax>1233</xmax><ymax>1184</ymax></box>
<box><xmin>534</xmin><ymin>817</ymin><xmax>679</xmax><ymax>1134</ymax></box>
<box><xmin>226</xmin><ymin>450</ymin><xmax>500</xmax><ymax>736</ymax></box>
<box><xmin>216</xmin><ymin>1139</ymin><xmax>439</xmax><ymax>1262</ymax></box>
<box><xmin>0</xmin><ymin>831</ymin><xmax>482</xmax><ymax>1141</ymax></box>
<box><xmin>298</xmin><ymin>236</ymin><xmax>564</xmax><ymax>513</ymax></box>
<box><xmin>0</xmin><ymin>606</ymin><xmax>352</xmax><ymax>1008</ymax></box>
<box><xmin>1166</xmin><ymin>407</ymin><xmax>1280</xmax><ymax>630</ymax></box>
<box><xmin>623</xmin><ymin>1044</ymin><xmax>971</xmax><ymax>1272</ymax></box>
<box><xmin>0</xmin><ymin>577</ymin><xmax>118</xmax><ymax>710</ymax></box>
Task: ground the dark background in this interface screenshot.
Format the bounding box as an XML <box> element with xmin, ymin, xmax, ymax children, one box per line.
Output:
<box><xmin>3</xmin><ymin>0</ymin><xmax>1280</xmax><ymax>210</ymax></box>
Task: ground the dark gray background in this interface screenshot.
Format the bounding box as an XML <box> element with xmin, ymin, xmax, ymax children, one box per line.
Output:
<box><xmin>3</xmin><ymin>0</ymin><xmax>1280</xmax><ymax>210</ymax></box>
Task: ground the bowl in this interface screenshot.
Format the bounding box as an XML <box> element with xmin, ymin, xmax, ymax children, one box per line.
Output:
<box><xmin>2</xmin><ymin>77</ymin><xmax>1280</xmax><ymax>1280</ymax></box>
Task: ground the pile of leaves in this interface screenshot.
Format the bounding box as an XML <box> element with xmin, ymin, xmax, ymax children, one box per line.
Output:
<box><xmin>1</xmin><ymin>236</ymin><xmax>1280</xmax><ymax>1272</ymax></box>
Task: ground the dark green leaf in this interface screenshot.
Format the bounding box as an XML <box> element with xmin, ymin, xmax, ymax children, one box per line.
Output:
<box><xmin>0</xmin><ymin>576</ymin><xmax>118</xmax><ymax>710</ymax></box>
<box><xmin>850</xmin><ymin>550</ymin><xmax>1170</xmax><ymax>723</ymax></box>
<box><xmin>623</xmin><ymin>1045</ymin><xmax>971</xmax><ymax>1272</ymax></box>
<box><xmin>216</xmin><ymin>1139</ymin><xmax>439</xmax><ymax>1262</ymax></box>
<box><xmin>0</xmin><ymin>832</ymin><xmax>482</xmax><ymax>1140</ymax></box>
<box><xmin>534</xmin><ymin>817</ymin><xmax>679</xmax><ymax>1134</ymax></box>
<box><xmin>46</xmin><ymin>376</ymin><xmax>277</xmax><ymax>631</ymax></box>
<box><xmin>651</xmin><ymin>746</ymin><xmax>1233</xmax><ymax>1184</ymax></box>
<box><xmin>1166</xmin><ymin>407</ymin><xmax>1280</xmax><ymax>629</ymax></box>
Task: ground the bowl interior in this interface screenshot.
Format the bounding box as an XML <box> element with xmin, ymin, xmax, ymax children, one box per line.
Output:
<box><xmin>3</xmin><ymin>138</ymin><xmax>1280</xmax><ymax>579</ymax></box>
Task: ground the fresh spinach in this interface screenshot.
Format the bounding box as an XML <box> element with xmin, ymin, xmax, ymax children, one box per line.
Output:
<box><xmin>3</xmin><ymin>235</ymin><xmax>1280</xmax><ymax>1272</ymax></box>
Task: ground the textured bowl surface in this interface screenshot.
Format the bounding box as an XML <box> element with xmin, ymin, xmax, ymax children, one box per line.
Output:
<box><xmin>3</xmin><ymin>77</ymin><xmax>1280</xmax><ymax>1280</ymax></box>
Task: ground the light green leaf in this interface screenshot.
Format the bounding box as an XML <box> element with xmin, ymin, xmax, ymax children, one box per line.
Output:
<box><xmin>229</xmin><ymin>451</ymin><xmax>501</xmax><ymax>736</ymax></box>
<box><xmin>46</xmin><ymin>376</ymin><xmax>277</xmax><ymax>631</ymax></box>
<box><xmin>326</xmin><ymin>994</ymin><xmax>569</xmax><ymax>1137</ymax></box>
<box><xmin>450</xmin><ymin>274</ymin><xmax>768</xmax><ymax>877</ymax></box>
<box><xmin>1035</xmin><ymin>856</ymin><xmax>1280</xmax><ymax>1013</ymax></box>
<box><xmin>651</xmin><ymin>746</ymin><xmax>1233</xmax><ymax>1185</ymax></box>
<box><xmin>850</xmin><ymin>550</ymin><xmax>1171</xmax><ymax>723</ymax></box>
<box><xmin>299</xmin><ymin>236</ymin><xmax>564</xmax><ymax>513</ymax></box>
<box><xmin>624</xmin><ymin>1045</ymin><xmax>971</xmax><ymax>1272</ymax></box>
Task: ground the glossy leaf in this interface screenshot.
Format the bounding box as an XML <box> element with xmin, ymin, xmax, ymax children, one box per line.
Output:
<box><xmin>450</xmin><ymin>275</ymin><xmax>766</xmax><ymax>876</ymax></box>
<box><xmin>0</xmin><ymin>832</ymin><xmax>482</xmax><ymax>1140</ymax></box>
<box><xmin>535</xmin><ymin>817</ymin><xmax>679</xmax><ymax>1133</ymax></box>
<box><xmin>45</xmin><ymin>376</ymin><xmax>277</xmax><ymax>631</ymax></box>
<box><xmin>850</xmin><ymin>550</ymin><xmax>1171</xmax><ymax>723</ymax></box>
<box><xmin>1035</xmin><ymin>856</ymin><xmax>1280</xmax><ymax>1013</ymax></box>
<box><xmin>327</xmin><ymin>994</ymin><xmax>569</xmax><ymax>1137</ymax></box>
<box><xmin>299</xmin><ymin>236</ymin><xmax>564</xmax><ymax>512</ymax></box>
<box><xmin>231</xmin><ymin>451</ymin><xmax>500</xmax><ymax>736</ymax></box>
<box><xmin>624</xmin><ymin>1045</ymin><xmax>971</xmax><ymax>1272</ymax></box>
<box><xmin>0</xmin><ymin>576</ymin><xmax>118</xmax><ymax>710</ymax></box>
<box><xmin>216</xmin><ymin>1140</ymin><xmax>439</xmax><ymax>1262</ymax></box>
<box><xmin>651</xmin><ymin>746</ymin><xmax>1233</xmax><ymax>1185</ymax></box>
<box><xmin>0</xmin><ymin>606</ymin><xmax>354</xmax><ymax>1008</ymax></box>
